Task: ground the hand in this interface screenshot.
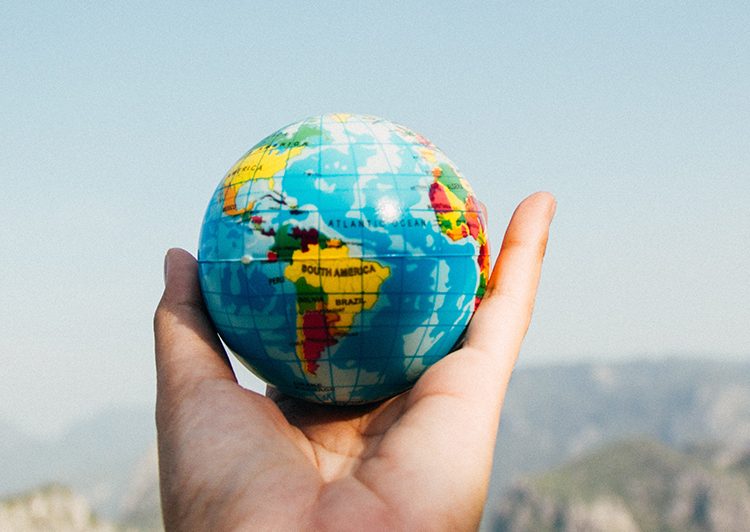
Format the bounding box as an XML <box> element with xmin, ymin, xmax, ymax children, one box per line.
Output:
<box><xmin>154</xmin><ymin>192</ymin><xmax>556</xmax><ymax>531</ymax></box>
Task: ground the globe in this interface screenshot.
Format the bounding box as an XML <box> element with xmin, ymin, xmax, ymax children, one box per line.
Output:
<box><xmin>198</xmin><ymin>113</ymin><xmax>490</xmax><ymax>404</ymax></box>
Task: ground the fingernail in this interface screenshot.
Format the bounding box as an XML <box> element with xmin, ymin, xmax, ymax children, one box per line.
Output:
<box><xmin>163</xmin><ymin>250</ymin><xmax>171</xmax><ymax>286</ymax></box>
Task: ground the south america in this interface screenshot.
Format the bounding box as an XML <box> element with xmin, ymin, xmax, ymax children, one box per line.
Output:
<box><xmin>282</xmin><ymin>230</ymin><xmax>390</xmax><ymax>376</ymax></box>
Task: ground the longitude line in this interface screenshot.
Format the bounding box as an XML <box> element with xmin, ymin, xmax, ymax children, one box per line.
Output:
<box><xmin>316</xmin><ymin>115</ymin><xmax>335</xmax><ymax>403</ymax></box>
<box><xmin>266</xmin><ymin>123</ymin><xmax>315</xmax><ymax>395</ymax></box>
<box><xmin>335</xmin><ymin>115</ymin><xmax>365</xmax><ymax>405</ymax></box>
<box><xmin>401</xmin><ymin>125</ymin><xmax>441</xmax><ymax>375</ymax></box>
<box><xmin>361</xmin><ymin>118</ymin><xmax>406</xmax><ymax>384</ymax></box>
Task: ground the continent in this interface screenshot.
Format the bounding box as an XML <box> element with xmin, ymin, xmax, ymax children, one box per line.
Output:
<box><xmin>221</xmin><ymin>124</ymin><xmax>322</xmax><ymax>217</ymax></box>
<box><xmin>288</xmin><ymin>276</ymin><xmax>337</xmax><ymax>375</ymax></box>
<box><xmin>428</xmin><ymin>162</ymin><xmax>490</xmax><ymax>308</ymax></box>
<box><xmin>284</xmin><ymin>241</ymin><xmax>390</xmax><ymax>376</ymax></box>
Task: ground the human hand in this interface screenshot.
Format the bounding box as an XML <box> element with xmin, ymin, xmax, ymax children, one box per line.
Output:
<box><xmin>154</xmin><ymin>192</ymin><xmax>556</xmax><ymax>531</ymax></box>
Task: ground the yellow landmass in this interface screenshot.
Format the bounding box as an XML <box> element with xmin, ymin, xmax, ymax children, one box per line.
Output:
<box><xmin>420</xmin><ymin>148</ymin><xmax>437</xmax><ymax>164</ymax></box>
<box><xmin>222</xmin><ymin>144</ymin><xmax>305</xmax><ymax>216</ymax></box>
<box><xmin>441</xmin><ymin>213</ymin><xmax>468</xmax><ymax>240</ymax></box>
<box><xmin>434</xmin><ymin>180</ymin><xmax>472</xmax><ymax>240</ymax></box>
<box><xmin>330</xmin><ymin>113</ymin><xmax>353</xmax><ymax>123</ymax></box>
<box><xmin>284</xmin><ymin>244</ymin><xmax>390</xmax><ymax>330</ymax></box>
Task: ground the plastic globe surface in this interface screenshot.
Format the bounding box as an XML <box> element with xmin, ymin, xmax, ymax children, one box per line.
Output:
<box><xmin>198</xmin><ymin>114</ymin><xmax>490</xmax><ymax>404</ymax></box>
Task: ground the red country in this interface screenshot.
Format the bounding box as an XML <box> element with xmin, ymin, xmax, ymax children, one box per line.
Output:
<box><xmin>300</xmin><ymin>308</ymin><xmax>340</xmax><ymax>375</ymax></box>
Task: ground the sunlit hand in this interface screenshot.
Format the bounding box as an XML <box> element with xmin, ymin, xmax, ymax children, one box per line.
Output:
<box><xmin>154</xmin><ymin>192</ymin><xmax>555</xmax><ymax>531</ymax></box>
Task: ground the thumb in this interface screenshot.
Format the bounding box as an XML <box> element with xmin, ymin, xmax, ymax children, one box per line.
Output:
<box><xmin>154</xmin><ymin>248</ymin><xmax>236</xmax><ymax>400</ymax></box>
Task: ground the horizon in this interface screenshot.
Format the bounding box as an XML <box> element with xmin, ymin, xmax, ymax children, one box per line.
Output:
<box><xmin>4</xmin><ymin>353</ymin><xmax>748</xmax><ymax>440</ymax></box>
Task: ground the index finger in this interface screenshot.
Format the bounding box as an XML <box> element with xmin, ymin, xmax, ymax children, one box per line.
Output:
<box><xmin>409</xmin><ymin>191</ymin><xmax>556</xmax><ymax>407</ymax></box>
<box><xmin>465</xmin><ymin>191</ymin><xmax>556</xmax><ymax>361</ymax></box>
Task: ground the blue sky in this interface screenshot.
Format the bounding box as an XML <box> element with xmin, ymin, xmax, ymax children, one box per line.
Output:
<box><xmin>1</xmin><ymin>2</ymin><xmax>748</xmax><ymax>436</ymax></box>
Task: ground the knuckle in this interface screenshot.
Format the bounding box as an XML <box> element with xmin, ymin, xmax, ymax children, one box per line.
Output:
<box><xmin>153</xmin><ymin>297</ymin><xmax>172</xmax><ymax>332</ymax></box>
<box><xmin>487</xmin><ymin>287</ymin><xmax>535</xmax><ymax>323</ymax></box>
<box><xmin>536</xmin><ymin>233</ymin><xmax>550</xmax><ymax>258</ymax></box>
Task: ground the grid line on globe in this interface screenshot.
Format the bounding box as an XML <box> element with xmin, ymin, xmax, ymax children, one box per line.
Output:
<box><xmin>198</xmin><ymin>114</ymin><xmax>490</xmax><ymax>404</ymax></box>
<box><xmin>344</xmin><ymin>116</ymin><xmax>366</xmax><ymax>397</ymax></box>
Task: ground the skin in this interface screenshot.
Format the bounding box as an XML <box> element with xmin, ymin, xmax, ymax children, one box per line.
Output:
<box><xmin>154</xmin><ymin>192</ymin><xmax>556</xmax><ymax>531</ymax></box>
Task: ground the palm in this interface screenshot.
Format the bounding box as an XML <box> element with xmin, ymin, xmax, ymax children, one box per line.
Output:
<box><xmin>155</xmin><ymin>193</ymin><xmax>555</xmax><ymax>530</ymax></box>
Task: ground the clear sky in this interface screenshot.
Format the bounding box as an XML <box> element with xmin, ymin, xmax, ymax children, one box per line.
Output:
<box><xmin>1</xmin><ymin>2</ymin><xmax>748</xmax><ymax>437</ymax></box>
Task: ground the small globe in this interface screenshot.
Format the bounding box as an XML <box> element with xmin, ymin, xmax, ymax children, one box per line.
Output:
<box><xmin>198</xmin><ymin>114</ymin><xmax>490</xmax><ymax>404</ymax></box>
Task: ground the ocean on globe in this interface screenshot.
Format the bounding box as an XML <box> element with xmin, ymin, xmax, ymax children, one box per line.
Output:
<box><xmin>198</xmin><ymin>113</ymin><xmax>490</xmax><ymax>404</ymax></box>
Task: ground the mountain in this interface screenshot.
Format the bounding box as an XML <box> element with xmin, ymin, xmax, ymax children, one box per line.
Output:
<box><xmin>0</xmin><ymin>420</ymin><xmax>39</xmax><ymax>456</ymax></box>
<box><xmin>3</xmin><ymin>358</ymin><xmax>748</xmax><ymax>530</ymax></box>
<box><xmin>116</xmin><ymin>443</ymin><xmax>162</xmax><ymax>531</ymax></box>
<box><xmin>110</xmin><ymin>358</ymin><xmax>750</xmax><ymax>530</ymax></box>
<box><xmin>488</xmin><ymin>358</ymin><xmax>750</xmax><ymax>493</ymax></box>
<box><xmin>0</xmin><ymin>405</ymin><xmax>156</xmax><ymax>521</ymax></box>
<box><xmin>489</xmin><ymin>439</ymin><xmax>750</xmax><ymax>531</ymax></box>
<box><xmin>0</xmin><ymin>484</ymin><xmax>120</xmax><ymax>532</ymax></box>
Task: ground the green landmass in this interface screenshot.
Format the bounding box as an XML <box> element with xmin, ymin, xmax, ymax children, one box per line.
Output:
<box><xmin>291</xmin><ymin>122</ymin><xmax>326</xmax><ymax>145</ymax></box>
<box><xmin>437</xmin><ymin>163</ymin><xmax>469</xmax><ymax>203</ymax></box>
<box><xmin>294</xmin><ymin>277</ymin><xmax>327</xmax><ymax>313</ymax></box>
<box><xmin>270</xmin><ymin>224</ymin><xmax>331</xmax><ymax>262</ymax></box>
<box><xmin>476</xmin><ymin>272</ymin><xmax>487</xmax><ymax>299</ymax></box>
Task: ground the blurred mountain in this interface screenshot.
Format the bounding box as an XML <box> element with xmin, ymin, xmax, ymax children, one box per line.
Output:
<box><xmin>0</xmin><ymin>420</ymin><xmax>39</xmax><ymax>456</ymax></box>
<box><xmin>2</xmin><ymin>358</ymin><xmax>749</xmax><ymax>530</ymax></box>
<box><xmin>489</xmin><ymin>439</ymin><xmax>750</xmax><ymax>531</ymax></box>
<box><xmin>0</xmin><ymin>484</ymin><xmax>120</xmax><ymax>532</ymax></box>
<box><xmin>116</xmin><ymin>443</ymin><xmax>161</xmax><ymax>532</ymax></box>
<box><xmin>0</xmin><ymin>406</ymin><xmax>156</xmax><ymax>522</ymax></box>
<box><xmin>488</xmin><ymin>358</ymin><xmax>750</xmax><ymax>494</ymax></box>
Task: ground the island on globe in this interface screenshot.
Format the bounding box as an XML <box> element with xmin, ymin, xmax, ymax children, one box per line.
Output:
<box><xmin>198</xmin><ymin>113</ymin><xmax>490</xmax><ymax>404</ymax></box>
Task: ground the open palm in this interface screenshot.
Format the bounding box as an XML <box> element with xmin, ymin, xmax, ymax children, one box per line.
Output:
<box><xmin>154</xmin><ymin>192</ymin><xmax>555</xmax><ymax>531</ymax></box>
